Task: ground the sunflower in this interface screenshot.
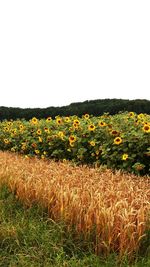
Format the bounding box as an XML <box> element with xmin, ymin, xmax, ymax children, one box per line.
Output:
<box><xmin>44</xmin><ymin>127</ymin><xmax>49</xmax><ymax>133</ymax></box>
<box><xmin>84</xmin><ymin>114</ymin><xmax>90</xmax><ymax>119</ymax></box>
<box><xmin>129</xmin><ymin>112</ymin><xmax>135</xmax><ymax>117</ymax></box>
<box><xmin>142</xmin><ymin>124</ymin><xmax>150</xmax><ymax>133</ymax></box>
<box><xmin>37</xmin><ymin>129</ymin><xmax>42</xmax><ymax>135</ymax></box>
<box><xmin>69</xmin><ymin>135</ymin><xmax>76</xmax><ymax>143</ymax></box>
<box><xmin>11</xmin><ymin>147</ymin><xmax>16</xmax><ymax>152</ymax></box>
<box><xmin>64</xmin><ymin>117</ymin><xmax>70</xmax><ymax>122</ymax></box>
<box><xmin>56</xmin><ymin>117</ymin><xmax>62</xmax><ymax>125</ymax></box>
<box><xmin>7</xmin><ymin>122</ymin><xmax>13</xmax><ymax>127</ymax></box>
<box><xmin>111</xmin><ymin>130</ymin><xmax>119</xmax><ymax>136</ymax></box>
<box><xmin>38</xmin><ymin>137</ymin><xmax>43</xmax><ymax>142</ymax></box>
<box><xmin>31</xmin><ymin>117</ymin><xmax>38</xmax><ymax>124</ymax></box>
<box><xmin>35</xmin><ymin>149</ymin><xmax>40</xmax><ymax>154</ymax></box>
<box><xmin>46</xmin><ymin>117</ymin><xmax>52</xmax><ymax>122</ymax></box>
<box><xmin>73</xmin><ymin>119</ymin><xmax>80</xmax><ymax>125</ymax></box>
<box><xmin>114</xmin><ymin>137</ymin><xmax>122</xmax><ymax>145</ymax></box>
<box><xmin>58</xmin><ymin>131</ymin><xmax>64</xmax><ymax>139</ymax></box>
<box><xmin>21</xmin><ymin>143</ymin><xmax>26</xmax><ymax>150</ymax></box>
<box><xmin>47</xmin><ymin>136</ymin><xmax>52</xmax><ymax>142</ymax></box>
<box><xmin>138</xmin><ymin>113</ymin><xmax>144</xmax><ymax>120</ymax></box>
<box><xmin>88</xmin><ymin>124</ymin><xmax>96</xmax><ymax>131</ymax></box>
<box><xmin>89</xmin><ymin>140</ymin><xmax>95</xmax><ymax>146</ymax></box>
<box><xmin>4</xmin><ymin>127</ymin><xmax>9</xmax><ymax>132</ymax></box>
<box><xmin>69</xmin><ymin>142</ymin><xmax>74</xmax><ymax>147</ymax></box>
<box><xmin>95</xmin><ymin>150</ymin><xmax>100</xmax><ymax>156</ymax></box>
<box><xmin>98</xmin><ymin>121</ymin><xmax>106</xmax><ymax>127</ymax></box>
<box><xmin>74</xmin><ymin>122</ymin><xmax>80</xmax><ymax>129</ymax></box>
<box><xmin>19</xmin><ymin>124</ymin><xmax>24</xmax><ymax>130</ymax></box>
<box><xmin>4</xmin><ymin>138</ymin><xmax>9</xmax><ymax>144</ymax></box>
<box><xmin>122</xmin><ymin>154</ymin><xmax>128</xmax><ymax>160</ymax></box>
<box><xmin>12</xmin><ymin>129</ymin><xmax>17</xmax><ymax>134</ymax></box>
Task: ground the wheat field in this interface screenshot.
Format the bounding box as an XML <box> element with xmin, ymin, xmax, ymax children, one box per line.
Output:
<box><xmin>0</xmin><ymin>151</ymin><xmax>150</xmax><ymax>258</ymax></box>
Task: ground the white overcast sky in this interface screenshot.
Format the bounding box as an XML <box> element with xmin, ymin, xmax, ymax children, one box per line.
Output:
<box><xmin>0</xmin><ymin>1</ymin><xmax>150</xmax><ymax>108</ymax></box>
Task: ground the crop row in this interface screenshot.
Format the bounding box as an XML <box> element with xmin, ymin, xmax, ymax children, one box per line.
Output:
<box><xmin>0</xmin><ymin>112</ymin><xmax>150</xmax><ymax>175</ymax></box>
<box><xmin>0</xmin><ymin>151</ymin><xmax>150</xmax><ymax>258</ymax></box>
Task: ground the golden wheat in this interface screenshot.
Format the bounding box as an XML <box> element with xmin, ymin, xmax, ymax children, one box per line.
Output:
<box><xmin>0</xmin><ymin>151</ymin><xmax>149</xmax><ymax>257</ymax></box>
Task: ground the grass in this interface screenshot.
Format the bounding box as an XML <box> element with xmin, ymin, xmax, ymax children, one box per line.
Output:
<box><xmin>0</xmin><ymin>151</ymin><xmax>150</xmax><ymax>266</ymax></box>
<box><xmin>0</xmin><ymin>185</ymin><xmax>150</xmax><ymax>267</ymax></box>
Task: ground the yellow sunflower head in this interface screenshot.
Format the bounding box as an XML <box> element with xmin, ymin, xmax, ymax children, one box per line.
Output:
<box><xmin>4</xmin><ymin>127</ymin><xmax>9</xmax><ymax>132</ymax></box>
<box><xmin>122</xmin><ymin>154</ymin><xmax>128</xmax><ymax>160</ymax></box>
<box><xmin>89</xmin><ymin>140</ymin><xmax>96</xmax><ymax>146</ymax></box>
<box><xmin>46</xmin><ymin>117</ymin><xmax>52</xmax><ymax>122</ymax></box>
<box><xmin>138</xmin><ymin>113</ymin><xmax>144</xmax><ymax>120</ymax></box>
<box><xmin>44</xmin><ymin>127</ymin><xmax>49</xmax><ymax>133</ymax></box>
<box><xmin>7</xmin><ymin>121</ymin><xmax>13</xmax><ymax>127</ymax></box>
<box><xmin>58</xmin><ymin>131</ymin><xmax>64</xmax><ymax>138</ymax></box>
<box><xmin>4</xmin><ymin>138</ymin><xmax>9</xmax><ymax>144</ymax></box>
<box><xmin>129</xmin><ymin>112</ymin><xmax>135</xmax><ymax>117</ymax></box>
<box><xmin>56</xmin><ymin>117</ymin><xmax>62</xmax><ymax>125</ymax></box>
<box><xmin>142</xmin><ymin>124</ymin><xmax>150</xmax><ymax>133</ymax></box>
<box><xmin>111</xmin><ymin>130</ymin><xmax>119</xmax><ymax>136</ymax></box>
<box><xmin>11</xmin><ymin>147</ymin><xmax>16</xmax><ymax>152</ymax></box>
<box><xmin>31</xmin><ymin>117</ymin><xmax>38</xmax><ymax>124</ymax></box>
<box><xmin>69</xmin><ymin>142</ymin><xmax>74</xmax><ymax>147</ymax></box>
<box><xmin>98</xmin><ymin>121</ymin><xmax>106</xmax><ymax>127</ymax></box>
<box><xmin>73</xmin><ymin>122</ymin><xmax>79</xmax><ymax>129</ymax></box>
<box><xmin>88</xmin><ymin>124</ymin><xmax>96</xmax><ymax>131</ymax></box>
<box><xmin>69</xmin><ymin>135</ymin><xmax>76</xmax><ymax>143</ymax></box>
<box><xmin>64</xmin><ymin>117</ymin><xmax>70</xmax><ymax>122</ymax></box>
<box><xmin>114</xmin><ymin>137</ymin><xmax>122</xmax><ymax>145</ymax></box>
<box><xmin>83</xmin><ymin>114</ymin><xmax>90</xmax><ymax>119</ymax></box>
<box><xmin>37</xmin><ymin>129</ymin><xmax>42</xmax><ymax>135</ymax></box>
<box><xmin>19</xmin><ymin>124</ymin><xmax>24</xmax><ymax>129</ymax></box>
<box><xmin>73</xmin><ymin>119</ymin><xmax>80</xmax><ymax>126</ymax></box>
<box><xmin>12</xmin><ymin>128</ymin><xmax>17</xmax><ymax>134</ymax></box>
<box><xmin>38</xmin><ymin>137</ymin><xmax>43</xmax><ymax>142</ymax></box>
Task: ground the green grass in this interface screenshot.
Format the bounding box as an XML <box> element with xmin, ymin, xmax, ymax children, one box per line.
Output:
<box><xmin>0</xmin><ymin>185</ymin><xmax>150</xmax><ymax>267</ymax></box>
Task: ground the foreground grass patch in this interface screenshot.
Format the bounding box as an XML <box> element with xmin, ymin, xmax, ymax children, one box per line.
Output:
<box><xmin>0</xmin><ymin>185</ymin><xmax>150</xmax><ymax>267</ymax></box>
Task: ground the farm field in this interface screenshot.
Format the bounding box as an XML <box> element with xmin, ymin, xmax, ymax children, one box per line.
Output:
<box><xmin>0</xmin><ymin>112</ymin><xmax>150</xmax><ymax>175</ymax></box>
<box><xmin>0</xmin><ymin>151</ymin><xmax>150</xmax><ymax>266</ymax></box>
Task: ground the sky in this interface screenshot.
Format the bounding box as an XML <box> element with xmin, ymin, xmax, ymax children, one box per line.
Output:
<box><xmin>0</xmin><ymin>0</ymin><xmax>150</xmax><ymax>108</ymax></box>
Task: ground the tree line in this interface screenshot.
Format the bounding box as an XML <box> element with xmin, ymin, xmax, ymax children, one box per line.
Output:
<box><xmin>0</xmin><ymin>98</ymin><xmax>150</xmax><ymax>121</ymax></box>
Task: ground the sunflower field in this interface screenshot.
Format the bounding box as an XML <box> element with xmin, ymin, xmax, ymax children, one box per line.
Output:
<box><xmin>0</xmin><ymin>112</ymin><xmax>150</xmax><ymax>175</ymax></box>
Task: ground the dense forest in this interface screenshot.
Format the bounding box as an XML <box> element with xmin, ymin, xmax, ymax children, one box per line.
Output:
<box><xmin>0</xmin><ymin>98</ymin><xmax>150</xmax><ymax>120</ymax></box>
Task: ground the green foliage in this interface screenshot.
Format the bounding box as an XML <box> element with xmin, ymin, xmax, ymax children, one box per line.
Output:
<box><xmin>0</xmin><ymin>112</ymin><xmax>150</xmax><ymax>175</ymax></box>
